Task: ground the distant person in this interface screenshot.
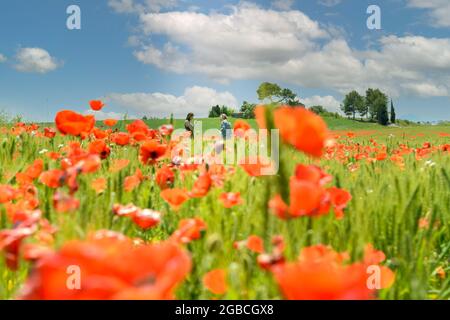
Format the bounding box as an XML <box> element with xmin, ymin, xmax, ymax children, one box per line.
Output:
<box><xmin>185</xmin><ymin>113</ymin><xmax>194</xmax><ymax>138</ymax></box>
<box><xmin>220</xmin><ymin>114</ymin><xmax>232</xmax><ymax>140</ymax></box>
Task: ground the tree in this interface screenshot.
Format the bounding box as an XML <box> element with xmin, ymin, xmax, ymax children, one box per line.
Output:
<box><xmin>257</xmin><ymin>82</ymin><xmax>282</xmax><ymax>102</ymax></box>
<box><xmin>278</xmin><ymin>88</ymin><xmax>301</xmax><ymax>106</ymax></box>
<box><xmin>390</xmin><ymin>99</ymin><xmax>396</xmax><ymax>124</ymax></box>
<box><xmin>208</xmin><ymin>105</ymin><xmax>221</xmax><ymax>118</ymax></box>
<box><xmin>342</xmin><ymin>90</ymin><xmax>364</xmax><ymax>119</ymax></box>
<box><xmin>309</xmin><ymin>105</ymin><xmax>326</xmax><ymax>115</ymax></box>
<box><xmin>240</xmin><ymin>101</ymin><xmax>257</xmax><ymax>119</ymax></box>
<box><xmin>376</xmin><ymin>97</ymin><xmax>389</xmax><ymax>125</ymax></box>
<box><xmin>365</xmin><ymin>88</ymin><xmax>387</xmax><ymax>121</ymax></box>
<box><xmin>220</xmin><ymin>105</ymin><xmax>234</xmax><ymax>116</ymax></box>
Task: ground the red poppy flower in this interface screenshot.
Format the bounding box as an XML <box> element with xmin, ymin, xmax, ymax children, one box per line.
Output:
<box><xmin>43</xmin><ymin>127</ymin><xmax>56</xmax><ymax>138</ymax></box>
<box><xmin>127</xmin><ymin>120</ymin><xmax>149</xmax><ymax>136</ymax></box>
<box><xmin>89</xmin><ymin>100</ymin><xmax>105</xmax><ymax>111</ymax></box>
<box><xmin>0</xmin><ymin>225</ymin><xmax>37</xmax><ymax>270</ymax></box>
<box><xmin>53</xmin><ymin>192</ymin><xmax>80</xmax><ymax>213</ymax></box>
<box><xmin>91</xmin><ymin>178</ymin><xmax>107</xmax><ymax>194</ymax></box>
<box><xmin>327</xmin><ymin>187</ymin><xmax>352</xmax><ymax>219</ymax></box>
<box><xmin>219</xmin><ymin>192</ymin><xmax>243</xmax><ymax>208</ymax></box>
<box><xmin>268</xmin><ymin>195</ymin><xmax>289</xmax><ymax>219</ymax></box>
<box><xmin>112</xmin><ymin>132</ymin><xmax>130</xmax><ymax>146</ymax></box>
<box><xmin>161</xmin><ymin>188</ymin><xmax>189</xmax><ymax>211</ymax></box>
<box><xmin>155</xmin><ymin>166</ymin><xmax>175</xmax><ymax>190</ymax></box>
<box><xmin>274</xmin><ymin>107</ymin><xmax>328</xmax><ymax>158</ymax></box>
<box><xmin>92</xmin><ymin>127</ymin><xmax>108</xmax><ymax>139</ymax></box>
<box><xmin>0</xmin><ymin>185</ymin><xmax>16</xmax><ymax>203</ymax></box>
<box><xmin>289</xmin><ymin>176</ymin><xmax>327</xmax><ymax>217</ymax></box>
<box><xmin>140</xmin><ymin>140</ymin><xmax>167</xmax><ymax>165</ymax></box>
<box><xmin>159</xmin><ymin>124</ymin><xmax>174</xmax><ymax>136</ymax></box>
<box><xmin>272</xmin><ymin>245</ymin><xmax>369</xmax><ymax>300</ymax></box>
<box><xmin>240</xmin><ymin>156</ymin><xmax>275</xmax><ymax>177</ymax></box>
<box><xmin>233</xmin><ymin>119</ymin><xmax>252</xmax><ymax>138</ymax></box>
<box><xmin>170</xmin><ymin>218</ymin><xmax>207</xmax><ymax>244</ymax></box>
<box><xmin>19</xmin><ymin>238</ymin><xmax>191</xmax><ymax>300</ymax></box>
<box><xmin>103</xmin><ymin>119</ymin><xmax>118</xmax><ymax>127</ymax></box>
<box><xmin>55</xmin><ymin>110</ymin><xmax>95</xmax><ymax>136</ymax></box>
<box><xmin>131</xmin><ymin>209</ymin><xmax>161</xmax><ymax>230</ymax></box>
<box><xmin>109</xmin><ymin>159</ymin><xmax>130</xmax><ymax>173</ymax></box>
<box><xmin>203</xmin><ymin>269</ymin><xmax>228</xmax><ymax>295</ymax></box>
<box><xmin>124</xmin><ymin>169</ymin><xmax>144</xmax><ymax>192</ymax></box>
<box><xmin>188</xmin><ymin>173</ymin><xmax>212</xmax><ymax>198</ymax></box>
<box><xmin>88</xmin><ymin>140</ymin><xmax>111</xmax><ymax>159</ymax></box>
<box><xmin>39</xmin><ymin>170</ymin><xmax>65</xmax><ymax>188</ymax></box>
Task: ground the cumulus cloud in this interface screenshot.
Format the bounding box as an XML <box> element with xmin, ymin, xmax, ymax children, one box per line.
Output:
<box><xmin>14</xmin><ymin>48</ymin><xmax>60</xmax><ymax>74</ymax></box>
<box><xmin>303</xmin><ymin>95</ymin><xmax>341</xmax><ymax>112</ymax></box>
<box><xmin>106</xmin><ymin>86</ymin><xmax>238</xmax><ymax>118</ymax></box>
<box><xmin>407</xmin><ymin>0</ymin><xmax>450</xmax><ymax>28</ymax></box>
<box><xmin>84</xmin><ymin>110</ymin><xmax>134</xmax><ymax>120</ymax></box>
<box><xmin>0</xmin><ymin>54</ymin><xmax>6</xmax><ymax>63</ymax></box>
<box><xmin>114</xmin><ymin>2</ymin><xmax>450</xmax><ymax>99</ymax></box>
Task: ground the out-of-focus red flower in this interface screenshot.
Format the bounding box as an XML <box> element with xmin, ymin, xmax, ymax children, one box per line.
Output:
<box><xmin>188</xmin><ymin>172</ymin><xmax>212</xmax><ymax>198</ymax></box>
<box><xmin>109</xmin><ymin>159</ymin><xmax>130</xmax><ymax>173</ymax></box>
<box><xmin>140</xmin><ymin>140</ymin><xmax>167</xmax><ymax>165</ymax></box>
<box><xmin>203</xmin><ymin>269</ymin><xmax>228</xmax><ymax>295</ymax></box>
<box><xmin>91</xmin><ymin>178</ymin><xmax>107</xmax><ymax>194</ymax></box>
<box><xmin>39</xmin><ymin>170</ymin><xmax>65</xmax><ymax>188</ymax></box>
<box><xmin>155</xmin><ymin>166</ymin><xmax>175</xmax><ymax>190</ymax></box>
<box><xmin>234</xmin><ymin>235</ymin><xmax>264</xmax><ymax>254</ymax></box>
<box><xmin>88</xmin><ymin>140</ymin><xmax>111</xmax><ymax>159</ymax></box>
<box><xmin>256</xmin><ymin>106</ymin><xmax>328</xmax><ymax>158</ymax></box>
<box><xmin>112</xmin><ymin>132</ymin><xmax>130</xmax><ymax>146</ymax></box>
<box><xmin>43</xmin><ymin>127</ymin><xmax>56</xmax><ymax>138</ymax></box>
<box><xmin>219</xmin><ymin>192</ymin><xmax>243</xmax><ymax>208</ymax></box>
<box><xmin>170</xmin><ymin>218</ymin><xmax>207</xmax><ymax>244</ymax></box>
<box><xmin>123</xmin><ymin>169</ymin><xmax>144</xmax><ymax>192</ymax></box>
<box><xmin>89</xmin><ymin>100</ymin><xmax>105</xmax><ymax>111</ymax></box>
<box><xmin>161</xmin><ymin>188</ymin><xmax>189</xmax><ymax>211</ymax></box>
<box><xmin>19</xmin><ymin>237</ymin><xmax>191</xmax><ymax>300</ymax></box>
<box><xmin>159</xmin><ymin>124</ymin><xmax>174</xmax><ymax>136</ymax></box>
<box><xmin>233</xmin><ymin>120</ymin><xmax>252</xmax><ymax>138</ymax></box>
<box><xmin>103</xmin><ymin>119</ymin><xmax>118</xmax><ymax>127</ymax></box>
<box><xmin>55</xmin><ymin>110</ymin><xmax>95</xmax><ymax>137</ymax></box>
<box><xmin>53</xmin><ymin>192</ymin><xmax>80</xmax><ymax>213</ymax></box>
<box><xmin>131</xmin><ymin>209</ymin><xmax>161</xmax><ymax>230</ymax></box>
<box><xmin>0</xmin><ymin>185</ymin><xmax>16</xmax><ymax>203</ymax></box>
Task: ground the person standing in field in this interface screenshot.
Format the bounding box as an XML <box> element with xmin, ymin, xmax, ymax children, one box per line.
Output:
<box><xmin>185</xmin><ymin>113</ymin><xmax>194</xmax><ymax>138</ymax></box>
<box><xmin>220</xmin><ymin>114</ymin><xmax>232</xmax><ymax>140</ymax></box>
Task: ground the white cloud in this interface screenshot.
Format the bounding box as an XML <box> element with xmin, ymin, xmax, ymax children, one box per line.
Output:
<box><xmin>14</xmin><ymin>48</ymin><xmax>60</xmax><ymax>74</ymax></box>
<box><xmin>318</xmin><ymin>0</ymin><xmax>341</xmax><ymax>7</ymax></box>
<box><xmin>272</xmin><ymin>0</ymin><xmax>294</xmax><ymax>11</ymax></box>
<box><xmin>84</xmin><ymin>110</ymin><xmax>134</xmax><ymax>120</ymax></box>
<box><xmin>117</xmin><ymin>3</ymin><xmax>450</xmax><ymax>99</ymax></box>
<box><xmin>106</xmin><ymin>86</ymin><xmax>238</xmax><ymax>118</ymax></box>
<box><xmin>0</xmin><ymin>54</ymin><xmax>6</xmax><ymax>63</ymax></box>
<box><xmin>407</xmin><ymin>0</ymin><xmax>450</xmax><ymax>27</ymax></box>
<box><xmin>303</xmin><ymin>95</ymin><xmax>341</xmax><ymax>112</ymax></box>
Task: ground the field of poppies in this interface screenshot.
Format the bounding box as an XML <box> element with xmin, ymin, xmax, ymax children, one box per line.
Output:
<box><xmin>0</xmin><ymin>102</ymin><xmax>449</xmax><ymax>300</ymax></box>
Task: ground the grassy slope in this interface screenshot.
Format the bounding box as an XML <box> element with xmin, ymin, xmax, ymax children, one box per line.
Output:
<box><xmin>116</xmin><ymin>116</ymin><xmax>380</xmax><ymax>132</ymax></box>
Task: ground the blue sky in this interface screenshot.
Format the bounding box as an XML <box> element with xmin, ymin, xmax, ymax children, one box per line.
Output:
<box><xmin>0</xmin><ymin>0</ymin><xmax>449</xmax><ymax>122</ymax></box>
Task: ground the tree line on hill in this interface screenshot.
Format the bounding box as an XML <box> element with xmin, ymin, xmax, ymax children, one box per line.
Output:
<box><xmin>207</xmin><ymin>82</ymin><xmax>396</xmax><ymax>126</ymax></box>
<box><xmin>341</xmin><ymin>89</ymin><xmax>396</xmax><ymax>125</ymax></box>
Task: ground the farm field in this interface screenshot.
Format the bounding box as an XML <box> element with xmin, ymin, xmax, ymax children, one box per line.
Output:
<box><xmin>0</xmin><ymin>107</ymin><xmax>449</xmax><ymax>300</ymax></box>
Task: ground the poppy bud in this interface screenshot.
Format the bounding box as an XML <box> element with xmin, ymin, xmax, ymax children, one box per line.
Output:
<box><xmin>206</xmin><ymin>233</ymin><xmax>223</xmax><ymax>253</ymax></box>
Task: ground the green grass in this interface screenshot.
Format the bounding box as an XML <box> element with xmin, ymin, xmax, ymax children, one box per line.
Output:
<box><xmin>0</xmin><ymin>119</ymin><xmax>449</xmax><ymax>300</ymax></box>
